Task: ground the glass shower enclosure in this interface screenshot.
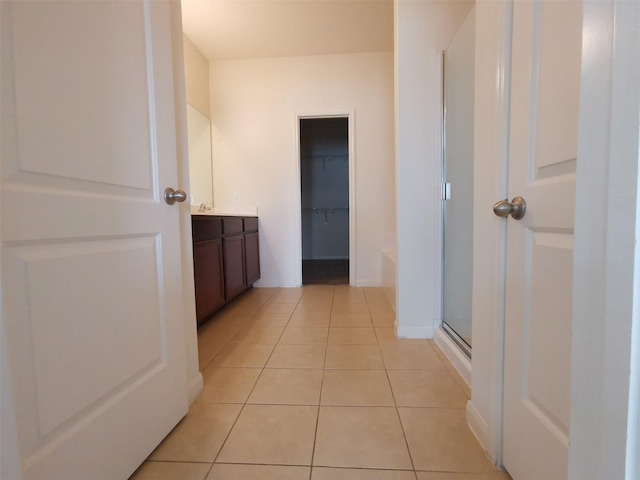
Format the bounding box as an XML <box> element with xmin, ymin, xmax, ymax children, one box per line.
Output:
<box><xmin>441</xmin><ymin>7</ymin><xmax>475</xmax><ymax>355</ymax></box>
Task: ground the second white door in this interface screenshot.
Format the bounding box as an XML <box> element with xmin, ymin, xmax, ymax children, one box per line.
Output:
<box><xmin>502</xmin><ymin>1</ymin><xmax>582</xmax><ymax>479</ymax></box>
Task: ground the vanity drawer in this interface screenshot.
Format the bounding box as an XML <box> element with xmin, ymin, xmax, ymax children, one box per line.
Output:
<box><xmin>222</xmin><ymin>216</ymin><xmax>243</xmax><ymax>235</ymax></box>
<box><xmin>243</xmin><ymin>217</ymin><xmax>258</xmax><ymax>233</ymax></box>
<box><xmin>192</xmin><ymin>216</ymin><xmax>222</xmax><ymax>242</ymax></box>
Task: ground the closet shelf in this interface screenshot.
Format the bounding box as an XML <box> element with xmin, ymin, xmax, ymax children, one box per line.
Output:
<box><xmin>302</xmin><ymin>207</ymin><xmax>349</xmax><ymax>225</ymax></box>
<box><xmin>303</xmin><ymin>207</ymin><xmax>349</xmax><ymax>211</ymax></box>
<box><xmin>302</xmin><ymin>154</ymin><xmax>348</xmax><ymax>162</ymax></box>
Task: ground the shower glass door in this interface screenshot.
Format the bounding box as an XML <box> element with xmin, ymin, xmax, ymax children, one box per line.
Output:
<box><xmin>442</xmin><ymin>7</ymin><xmax>475</xmax><ymax>353</ymax></box>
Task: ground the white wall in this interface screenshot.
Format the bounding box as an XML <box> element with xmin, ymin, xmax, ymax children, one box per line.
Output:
<box><xmin>209</xmin><ymin>51</ymin><xmax>395</xmax><ymax>287</ymax></box>
<box><xmin>394</xmin><ymin>0</ymin><xmax>474</xmax><ymax>338</ymax></box>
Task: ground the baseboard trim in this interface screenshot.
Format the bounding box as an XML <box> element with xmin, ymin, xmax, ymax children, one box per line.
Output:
<box><xmin>395</xmin><ymin>324</ymin><xmax>434</xmax><ymax>339</ymax></box>
<box><xmin>355</xmin><ymin>279</ymin><xmax>381</xmax><ymax>287</ymax></box>
<box><xmin>434</xmin><ymin>327</ymin><xmax>471</xmax><ymax>387</ymax></box>
<box><xmin>466</xmin><ymin>400</ymin><xmax>490</xmax><ymax>454</ymax></box>
<box><xmin>187</xmin><ymin>372</ymin><xmax>204</xmax><ymax>405</ymax></box>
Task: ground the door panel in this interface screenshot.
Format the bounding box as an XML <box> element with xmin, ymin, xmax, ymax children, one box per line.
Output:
<box><xmin>8</xmin><ymin>238</ymin><xmax>164</xmax><ymax>437</ymax></box>
<box><xmin>503</xmin><ymin>1</ymin><xmax>582</xmax><ymax>479</ymax></box>
<box><xmin>245</xmin><ymin>231</ymin><xmax>261</xmax><ymax>285</ymax></box>
<box><xmin>1</xmin><ymin>2</ymin><xmax>188</xmax><ymax>479</ymax></box>
<box><xmin>10</xmin><ymin>1</ymin><xmax>153</xmax><ymax>190</ymax></box>
<box><xmin>223</xmin><ymin>235</ymin><xmax>246</xmax><ymax>300</ymax></box>
<box><xmin>194</xmin><ymin>239</ymin><xmax>225</xmax><ymax>323</ymax></box>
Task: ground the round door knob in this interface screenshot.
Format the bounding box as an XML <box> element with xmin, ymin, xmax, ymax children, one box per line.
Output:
<box><xmin>493</xmin><ymin>196</ymin><xmax>526</xmax><ymax>220</ymax></box>
<box><xmin>164</xmin><ymin>187</ymin><xmax>187</xmax><ymax>205</ymax></box>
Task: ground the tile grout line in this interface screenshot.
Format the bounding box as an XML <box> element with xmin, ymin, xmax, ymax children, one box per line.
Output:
<box><xmin>208</xmin><ymin>288</ymin><xmax>288</xmax><ymax>467</ymax></box>
<box><xmin>369</xmin><ymin>296</ymin><xmax>419</xmax><ymax>475</ymax></box>
<box><xmin>199</xmin><ymin>291</ymin><xmax>271</xmax><ymax>371</ymax></box>
<box><xmin>308</xmin><ymin>286</ymin><xmax>334</xmax><ymax>479</ymax></box>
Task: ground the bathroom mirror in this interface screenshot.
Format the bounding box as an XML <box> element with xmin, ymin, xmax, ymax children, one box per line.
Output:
<box><xmin>186</xmin><ymin>103</ymin><xmax>213</xmax><ymax>209</ymax></box>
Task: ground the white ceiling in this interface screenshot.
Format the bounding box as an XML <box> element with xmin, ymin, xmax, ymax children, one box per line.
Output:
<box><xmin>181</xmin><ymin>0</ymin><xmax>394</xmax><ymax>61</ymax></box>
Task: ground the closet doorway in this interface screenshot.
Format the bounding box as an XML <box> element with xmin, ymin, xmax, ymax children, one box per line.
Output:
<box><xmin>299</xmin><ymin>117</ymin><xmax>350</xmax><ymax>285</ymax></box>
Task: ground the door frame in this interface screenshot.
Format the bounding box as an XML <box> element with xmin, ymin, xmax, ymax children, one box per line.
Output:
<box><xmin>294</xmin><ymin>111</ymin><xmax>356</xmax><ymax>286</ymax></box>
<box><xmin>470</xmin><ymin>0</ymin><xmax>640</xmax><ymax>476</ymax></box>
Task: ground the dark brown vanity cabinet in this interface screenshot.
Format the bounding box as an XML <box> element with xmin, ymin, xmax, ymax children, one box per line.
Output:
<box><xmin>191</xmin><ymin>215</ymin><xmax>260</xmax><ymax>325</ymax></box>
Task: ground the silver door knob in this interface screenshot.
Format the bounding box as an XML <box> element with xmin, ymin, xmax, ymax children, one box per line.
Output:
<box><xmin>493</xmin><ymin>196</ymin><xmax>526</xmax><ymax>220</ymax></box>
<box><xmin>164</xmin><ymin>187</ymin><xmax>187</xmax><ymax>205</ymax></box>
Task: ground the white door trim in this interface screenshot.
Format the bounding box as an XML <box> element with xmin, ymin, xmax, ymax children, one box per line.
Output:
<box><xmin>468</xmin><ymin>0</ymin><xmax>513</xmax><ymax>466</ymax></box>
<box><xmin>167</xmin><ymin>0</ymin><xmax>202</xmax><ymax>407</ymax></box>
<box><xmin>294</xmin><ymin>111</ymin><xmax>356</xmax><ymax>286</ymax></box>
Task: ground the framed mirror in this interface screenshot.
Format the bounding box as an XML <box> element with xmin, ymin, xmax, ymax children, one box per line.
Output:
<box><xmin>186</xmin><ymin>103</ymin><xmax>213</xmax><ymax>210</ymax></box>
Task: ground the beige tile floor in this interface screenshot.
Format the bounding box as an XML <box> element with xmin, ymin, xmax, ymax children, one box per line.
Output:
<box><xmin>131</xmin><ymin>286</ymin><xmax>512</xmax><ymax>480</ymax></box>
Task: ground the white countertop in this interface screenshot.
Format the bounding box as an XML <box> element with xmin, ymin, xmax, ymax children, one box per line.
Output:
<box><xmin>190</xmin><ymin>206</ymin><xmax>258</xmax><ymax>217</ymax></box>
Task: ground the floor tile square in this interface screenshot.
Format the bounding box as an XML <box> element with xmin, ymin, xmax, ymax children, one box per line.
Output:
<box><xmin>199</xmin><ymin>322</ymin><xmax>244</xmax><ymax>350</ymax></box>
<box><xmin>321</xmin><ymin>369</ymin><xmax>394</xmax><ymax>406</ymax></box>
<box><xmin>130</xmin><ymin>461</ymin><xmax>210</xmax><ymax>480</ymax></box>
<box><xmin>199</xmin><ymin>367</ymin><xmax>262</xmax><ymax>404</ymax></box>
<box><xmin>325</xmin><ymin>345</ymin><xmax>384</xmax><ymax>369</ymax></box>
<box><xmin>295</xmin><ymin>303</ymin><xmax>332</xmax><ymax>314</ymax></box>
<box><xmin>380</xmin><ymin>344</ymin><xmax>448</xmax><ymax>370</ymax></box>
<box><xmin>301</xmin><ymin>285</ymin><xmax>335</xmax><ymax>295</ymax></box>
<box><xmin>266</xmin><ymin>344</ymin><xmax>327</xmax><ymax>369</ymax></box>
<box><xmin>312</xmin><ymin>467</ymin><xmax>417</xmax><ymax>480</ymax></box>
<box><xmin>207</xmin><ymin>464</ymin><xmax>310</xmax><ymax>480</ymax></box>
<box><xmin>217</xmin><ymin>405</ymin><xmax>318</xmax><ymax>465</ymax></box>
<box><xmin>247</xmin><ymin>313</ymin><xmax>291</xmax><ymax>327</ymax></box>
<box><xmin>198</xmin><ymin>341</ymin><xmax>227</xmax><ymax>370</ymax></box>
<box><xmin>331</xmin><ymin>303</ymin><xmax>369</xmax><ymax>314</ymax></box>
<box><xmin>376</xmin><ymin>328</ymin><xmax>430</xmax><ymax>345</ymax></box>
<box><xmin>328</xmin><ymin>327</ymin><xmax>377</xmax><ymax>345</ymax></box>
<box><xmin>399</xmin><ymin>408</ymin><xmax>497</xmax><ymax>473</ymax></box>
<box><xmin>230</xmin><ymin>325</ymin><xmax>284</xmax><ymax>344</ymax></box>
<box><xmin>289</xmin><ymin>313</ymin><xmax>331</xmax><ymax>327</ymax></box>
<box><xmin>332</xmin><ymin>297</ymin><xmax>367</xmax><ymax>306</ymax></box>
<box><xmin>372</xmin><ymin>313</ymin><xmax>396</xmax><ymax>327</ymax></box>
<box><xmin>416</xmin><ymin>472</ymin><xmax>511</xmax><ymax>480</ymax></box>
<box><xmin>269</xmin><ymin>292</ymin><xmax>304</xmax><ymax>304</ymax></box>
<box><xmin>259</xmin><ymin>302</ymin><xmax>298</xmax><ymax>314</ymax></box>
<box><xmin>280</xmin><ymin>326</ymin><xmax>329</xmax><ymax>344</ymax></box>
<box><xmin>211</xmin><ymin>343</ymin><xmax>275</xmax><ymax>368</ymax></box>
<box><xmin>366</xmin><ymin>298</ymin><xmax>395</xmax><ymax>314</ymax></box>
<box><xmin>332</xmin><ymin>292</ymin><xmax>366</xmax><ymax>303</ymax></box>
<box><xmin>223</xmin><ymin>302</ymin><xmax>262</xmax><ymax>316</ymax></box>
<box><xmin>364</xmin><ymin>288</ymin><xmax>385</xmax><ymax>294</ymax></box>
<box><xmin>387</xmin><ymin>370</ymin><xmax>467</xmax><ymax>407</ymax></box>
<box><xmin>298</xmin><ymin>296</ymin><xmax>333</xmax><ymax>307</ymax></box>
<box><xmin>330</xmin><ymin>313</ymin><xmax>372</xmax><ymax>327</ymax></box>
<box><xmin>314</xmin><ymin>406</ymin><xmax>413</xmax><ymax>469</ymax></box>
<box><xmin>150</xmin><ymin>402</ymin><xmax>242</xmax><ymax>462</ymax></box>
<box><xmin>248</xmin><ymin>368</ymin><xmax>323</xmax><ymax>405</ymax></box>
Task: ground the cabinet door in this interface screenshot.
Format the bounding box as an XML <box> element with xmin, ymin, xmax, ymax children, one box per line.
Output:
<box><xmin>223</xmin><ymin>235</ymin><xmax>246</xmax><ymax>301</ymax></box>
<box><xmin>193</xmin><ymin>239</ymin><xmax>225</xmax><ymax>324</ymax></box>
<box><xmin>245</xmin><ymin>232</ymin><xmax>261</xmax><ymax>285</ymax></box>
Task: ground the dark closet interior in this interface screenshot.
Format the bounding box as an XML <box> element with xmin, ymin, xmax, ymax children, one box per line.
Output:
<box><xmin>300</xmin><ymin>117</ymin><xmax>349</xmax><ymax>285</ymax></box>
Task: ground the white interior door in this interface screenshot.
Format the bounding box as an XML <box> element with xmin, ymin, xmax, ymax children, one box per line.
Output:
<box><xmin>502</xmin><ymin>1</ymin><xmax>582</xmax><ymax>479</ymax></box>
<box><xmin>1</xmin><ymin>2</ymin><xmax>188</xmax><ymax>479</ymax></box>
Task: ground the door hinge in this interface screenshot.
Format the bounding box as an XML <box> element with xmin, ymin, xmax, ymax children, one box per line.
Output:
<box><xmin>442</xmin><ymin>182</ymin><xmax>452</xmax><ymax>200</ymax></box>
